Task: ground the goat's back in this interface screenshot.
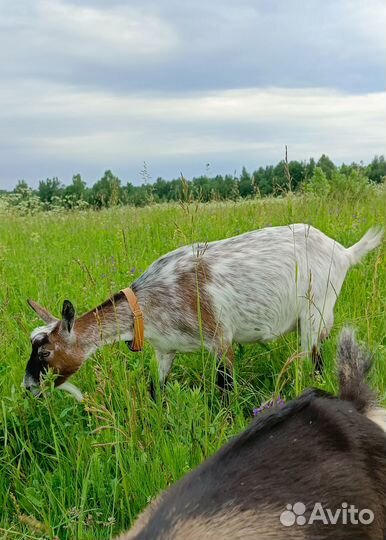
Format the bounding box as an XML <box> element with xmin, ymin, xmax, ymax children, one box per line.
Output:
<box><xmin>135</xmin><ymin>224</ymin><xmax>355</xmax><ymax>345</ymax></box>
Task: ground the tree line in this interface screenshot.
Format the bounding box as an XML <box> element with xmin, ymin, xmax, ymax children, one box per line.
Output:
<box><xmin>2</xmin><ymin>154</ymin><xmax>386</xmax><ymax>211</ymax></box>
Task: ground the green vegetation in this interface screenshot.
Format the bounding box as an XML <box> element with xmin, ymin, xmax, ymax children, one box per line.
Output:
<box><xmin>1</xmin><ymin>155</ymin><xmax>385</xmax><ymax>212</ymax></box>
<box><xmin>0</xmin><ymin>186</ymin><xmax>385</xmax><ymax>539</ymax></box>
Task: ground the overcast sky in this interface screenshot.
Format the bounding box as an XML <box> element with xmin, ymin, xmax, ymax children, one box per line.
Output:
<box><xmin>0</xmin><ymin>0</ymin><xmax>385</xmax><ymax>189</ymax></box>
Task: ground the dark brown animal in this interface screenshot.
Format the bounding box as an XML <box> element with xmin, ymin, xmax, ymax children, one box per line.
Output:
<box><xmin>116</xmin><ymin>329</ymin><xmax>386</xmax><ymax>539</ymax></box>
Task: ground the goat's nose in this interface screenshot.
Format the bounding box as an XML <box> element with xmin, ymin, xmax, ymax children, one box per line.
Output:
<box><xmin>25</xmin><ymin>385</ymin><xmax>41</xmax><ymax>397</ymax></box>
<box><xmin>23</xmin><ymin>376</ymin><xmax>41</xmax><ymax>396</ymax></box>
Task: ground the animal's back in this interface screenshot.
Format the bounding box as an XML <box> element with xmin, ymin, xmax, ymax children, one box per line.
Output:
<box><xmin>136</xmin><ymin>224</ymin><xmax>351</xmax><ymax>345</ymax></box>
<box><xmin>206</xmin><ymin>224</ymin><xmax>348</xmax><ymax>341</ymax></box>
<box><xmin>123</xmin><ymin>391</ymin><xmax>386</xmax><ymax>539</ymax></box>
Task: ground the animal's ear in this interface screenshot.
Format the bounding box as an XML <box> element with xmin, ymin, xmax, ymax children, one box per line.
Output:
<box><xmin>61</xmin><ymin>300</ymin><xmax>76</xmax><ymax>333</ymax></box>
<box><xmin>27</xmin><ymin>299</ymin><xmax>58</xmax><ymax>324</ymax></box>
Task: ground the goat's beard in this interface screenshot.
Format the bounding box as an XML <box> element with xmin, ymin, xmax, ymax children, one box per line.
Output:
<box><xmin>57</xmin><ymin>381</ymin><xmax>84</xmax><ymax>402</ymax></box>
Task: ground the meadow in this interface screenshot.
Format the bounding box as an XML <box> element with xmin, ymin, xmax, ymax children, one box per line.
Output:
<box><xmin>0</xmin><ymin>188</ymin><xmax>386</xmax><ymax>539</ymax></box>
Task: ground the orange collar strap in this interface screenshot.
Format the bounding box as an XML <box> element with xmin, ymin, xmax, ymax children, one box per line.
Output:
<box><xmin>121</xmin><ymin>287</ymin><xmax>144</xmax><ymax>352</ymax></box>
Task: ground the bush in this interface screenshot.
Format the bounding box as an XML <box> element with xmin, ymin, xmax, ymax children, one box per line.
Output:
<box><xmin>329</xmin><ymin>169</ymin><xmax>369</xmax><ymax>200</ymax></box>
<box><xmin>304</xmin><ymin>166</ymin><xmax>330</xmax><ymax>197</ymax></box>
<box><xmin>1</xmin><ymin>188</ymin><xmax>43</xmax><ymax>214</ymax></box>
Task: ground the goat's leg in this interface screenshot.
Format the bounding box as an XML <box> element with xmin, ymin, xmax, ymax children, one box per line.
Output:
<box><xmin>150</xmin><ymin>351</ymin><xmax>175</xmax><ymax>400</ymax></box>
<box><xmin>157</xmin><ymin>351</ymin><xmax>176</xmax><ymax>385</ymax></box>
<box><xmin>300</xmin><ymin>322</ymin><xmax>324</xmax><ymax>373</ymax></box>
<box><xmin>312</xmin><ymin>316</ymin><xmax>334</xmax><ymax>372</ymax></box>
<box><xmin>311</xmin><ymin>345</ymin><xmax>324</xmax><ymax>374</ymax></box>
<box><xmin>216</xmin><ymin>346</ymin><xmax>235</xmax><ymax>393</ymax></box>
<box><xmin>301</xmin><ymin>282</ymin><xmax>337</xmax><ymax>374</ymax></box>
<box><xmin>300</xmin><ymin>309</ymin><xmax>332</xmax><ymax>375</ymax></box>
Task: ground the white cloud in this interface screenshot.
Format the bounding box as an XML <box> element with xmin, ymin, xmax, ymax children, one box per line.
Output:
<box><xmin>0</xmin><ymin>82</ymin><xmax>384</xmax><ymax>187</ymax></box>
<box><xmin>345</xmin><ymin>0</ymin><xmax>385</xmax><ymax>50</ymax></box>
<box><xmin>1</xmin><ymin>0</ymin><xmax>384</xmax><ymax>93</ymax></box>
<box><xmin>0</xmin><ymin>0</ymin><xmax>178</xmax><ymax>74</ymax></box>
<box><xmin>0</xmin><ymin>0</ymin><xmax>384</xmax><ymax>187</ymax></box>
<box><xmin>41</xmin><ymin>0</ymin><xmax>177</xmax><ymax>60</ymax></box>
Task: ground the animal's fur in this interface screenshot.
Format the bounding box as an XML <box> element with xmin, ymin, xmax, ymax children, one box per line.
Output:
<box><xmin>338</xmin><ymin>327</ymin><xmax>376</xmax><ymax>412</ymax></box>
<box><xmin>24</xmin><ymin>224</ymin><xmax>383</xmax><ymax>391</ymax></box>
<box><xmin>116</xmin><ymin>330</ymin><xmax>386</xmax><ymax>540</ymax></box>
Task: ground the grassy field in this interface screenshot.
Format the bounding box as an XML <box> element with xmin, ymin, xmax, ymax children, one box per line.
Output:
<box><xmin>1</xmin><ymin>190</ymin><xmax>386</xmax><ymax>539</ymax></box>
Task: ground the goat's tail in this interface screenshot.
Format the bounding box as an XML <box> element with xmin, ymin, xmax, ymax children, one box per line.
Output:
<box><xmin>346</xmin><ymin>226</ymin><xmax>383</xmax><ymax>265</ymax></box>
<box><xmin>338</xmin><ymin>328</ymin><xmax>376</xmax><ymax>414</ymax></box>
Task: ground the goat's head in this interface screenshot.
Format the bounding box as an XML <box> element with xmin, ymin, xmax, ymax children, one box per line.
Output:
<box><xmin>24</xmin><ymin>299</ymin><xmax>86</xmax><ymax>395</ymax></box>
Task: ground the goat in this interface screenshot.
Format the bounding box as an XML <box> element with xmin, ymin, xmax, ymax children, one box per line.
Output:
<box><xmin>115</xmin><ymin>329</ymin><xmax>386</xmax><ymax>540</ymax></box>
<box><xmin>23</xmin><ymin>224</ymin><xmax>383</xmax><ymax>397</ymax></box>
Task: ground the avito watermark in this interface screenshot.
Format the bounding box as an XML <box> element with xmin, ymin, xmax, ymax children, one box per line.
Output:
<box><xmin>280</xmin><ymin>502</ymin><xmax>374</xmax><ymax>527</ymax></box>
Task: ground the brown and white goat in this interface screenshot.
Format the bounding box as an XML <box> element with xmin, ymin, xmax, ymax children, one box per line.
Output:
<box><xmin>23</xmin><ymin>224</ymin><xmax>383</xmax><ymax>397</ymax></box>
<box><xmin>115</xmin><ymin>329</ymin><xmax>386</xmax><ymax>540</ymax></box>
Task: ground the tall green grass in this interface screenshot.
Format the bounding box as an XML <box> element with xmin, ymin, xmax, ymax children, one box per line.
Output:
<box><xmin>0</xmin><ymin>190</ymin><xmax>385</xmax><ymax>539</ymax></box>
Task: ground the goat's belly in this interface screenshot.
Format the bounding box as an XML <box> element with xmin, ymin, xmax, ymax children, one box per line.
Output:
<box><xmin>233</xmin><ymin>315</ymin><xmax>298</xmax><ymax>344</ymax></box>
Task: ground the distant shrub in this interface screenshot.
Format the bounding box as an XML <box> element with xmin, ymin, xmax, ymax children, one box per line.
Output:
<box><xmin>0</xmin><ymin>187</ymin><xmax>89</xmax><ymax>215</ymax></box>
<box><xmin>1</xmin><ymin>187</ymin><xmax>43</xmax><ymax>214</ymax></box>
<box><xmin>304</xmin><ymin>166</ymin><xmax>330</xmax><ymax>197</ymax></box>
<box><xmin>329</xmin><ymin>169</ymin><xmax>369</xmax><ymax>200</ymax></box>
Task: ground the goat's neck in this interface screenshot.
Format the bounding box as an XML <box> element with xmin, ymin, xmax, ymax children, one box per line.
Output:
<box><xmin>74</xmin><ymin>294</ymin><xmax>133</xmax><ymax>357</ymax></box>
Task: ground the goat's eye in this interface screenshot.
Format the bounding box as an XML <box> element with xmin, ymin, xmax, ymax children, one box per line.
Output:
<box><xmin>40</xmin><ymin>350</ymin><xmax>51</xmax><ymax>358</ymax></box>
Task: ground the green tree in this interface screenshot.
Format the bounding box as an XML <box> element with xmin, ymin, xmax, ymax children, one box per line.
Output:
<box><xmin>317</xmin><ymin>154</ymin><xmax>335</xmax><ymax>180</ymax></box>
<box><xmin>252</xmin><ymin>166</ymin><xmax>275</xmax><ymax>196</ymax></box>
<box><xmin>366</xmin><ymin>155</ymin><xmax>386</xmax><ymax>184</ymax></box>
<box><xmin>239</xmin><ymin>167</ymin><xmax>254</xmax><ymax>197</ymax></box>
<box><xmin>272</xmin><ymin>161</ymin><xmax>288</xmax><ymax>193</ymax></box>
<box><xmin>192</xmin><ymin>176</ymin><xmax>212</xmax><ymax>201</ymax></box>
<box><xmin>305</xmin><ymin>166</ymin><xmax>330</xmax><ymax>197</ymax></box>
<box><xmin>153</xmin><ymin>177</ymin><xmax>171</xmax><ymax>202</ymax></box>
<box><xmin>13</xmin><ymin>180</ymin><xmax>31</xmax><ymax>198</ymax></box>
<box><xmin>38</xmin><ymin>177</ymin><xmax>63</xmax><ymax>203</ymax></box>
<box><xmin>90</xmin><ymin>170</ymin><xmax>122</xmax><ymax>207</ymax></box>
<box><xmin>305</xmin><ymin>157</ymin><xmax>316</xmax><ymax>180</ymax></box>
<box><xmin>64</xmin><ymin>174</ymin><xmax>87</xmax><ymax>199</ymax></box>
<box><xmin>288</xmin><ymin>161</ymin><xmax>306</xmax><ymax>190</ymax></box>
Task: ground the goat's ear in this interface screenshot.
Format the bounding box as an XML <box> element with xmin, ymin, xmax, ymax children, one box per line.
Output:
<box><xmin>61</xmin><ymin>300</ymin><xmax>75</xmax><ymax>333</ymax></box>
<box><xmin>27</xmin><ymin>299</ymin><xmax>58</xmax><ymax>324</ymax></box>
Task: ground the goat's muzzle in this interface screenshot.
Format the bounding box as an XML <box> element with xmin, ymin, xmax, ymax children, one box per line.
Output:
<box><xmin>23</xmin><ymin>375</ymin><xmax>42</xmax><ymax>397</ymax></box>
